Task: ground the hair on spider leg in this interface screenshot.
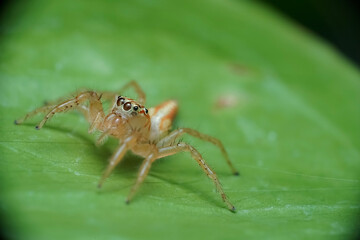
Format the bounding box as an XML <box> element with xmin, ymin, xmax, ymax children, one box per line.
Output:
<box><xmin>95</xmin><ymin>132</ymin><xmax>109</xmax><ymax>147</ymax></box>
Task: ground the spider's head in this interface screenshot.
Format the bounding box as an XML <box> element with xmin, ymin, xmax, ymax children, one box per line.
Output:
<box><xmin>113</xmin><ymin>96</ymin><xmax>150</xmax><ymax>121</ymax></box>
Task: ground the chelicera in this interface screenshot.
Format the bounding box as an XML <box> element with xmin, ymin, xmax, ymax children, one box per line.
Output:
<box><xmin>15</xmin><ymin>81</ymin><xmax>239</xmax><ymax>211</ymax></box>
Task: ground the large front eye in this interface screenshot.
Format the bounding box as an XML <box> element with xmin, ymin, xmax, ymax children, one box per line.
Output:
<box><xmin>123</xmin><ymin>102</ymin><xmax>132</xmax><ymax>111</ymax></box>
<box><xmin>117</xmin><ymin>96</ymin><xmax>125</xmax><ymax>106</ymax></box>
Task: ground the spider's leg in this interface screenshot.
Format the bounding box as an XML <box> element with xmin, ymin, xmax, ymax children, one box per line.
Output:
<box><xmin>88</xmin><ymin>111</ymin><xmax>104</xmax><ymax>134</ymax></box>
<box><xmin>101</xmin><ymin>80</ymin><xmax>146</xmax><ymax>105</ymax></box>
<box><xmin>156</xmin><ymin>142</ymin><xmax>236</xmax><ymax>212</ymax></box>
<box><xmin>119</xmin><ymin>80</ymin><xmax>146</xmax><ymax>105</ymax></box>
<box><xmin>33</xmin><ymin>91</ymin><xmax>104</xmax><ymax>130</ymax></box>
<box><xmin>95</xmin><ymin>129</ymin><xmax>111</xmax><ymax>146</ymax></box>
<box><xmin>157</xmin><ymin>128</ymin><xmax>239</xmax><ymax>175</ymax></box>
<box><xmin>97</xmin><ymin>136</ymin><xmax>137</xmax><ymax>188</ymax></box>
<box><xmin>42</xmin><ymin>88</ymin><xmax>90</xmax><ymax>106</ymax></box>
<box><xmin>15</xmin><ymin>98</ymin><xmax>90</xmax><ymax>125</ymax></box>
<box><xmin>126</xmin><ymin>148</ymin><xmax>158</xmax><ymax>203</ymax></box>
<box><xmin>15</xmin><ymin>105</ymin><xmax>57</xmax><ymax>125</ymax></box>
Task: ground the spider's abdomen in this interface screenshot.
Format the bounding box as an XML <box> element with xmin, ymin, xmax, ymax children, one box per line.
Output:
<box><xmin>148</xmin><ymin>100</ymin><xmax>178</xmax><ymax>141</ymax></box>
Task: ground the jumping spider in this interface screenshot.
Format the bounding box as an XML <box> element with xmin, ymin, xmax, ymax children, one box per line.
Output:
<box><xmin>15</xmin><ymin>81</ymin><xmax>239</xmax><ymax>211</ymax></box>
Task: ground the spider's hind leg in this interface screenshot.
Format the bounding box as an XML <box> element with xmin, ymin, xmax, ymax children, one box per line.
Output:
<box><xmin>157</xmin><ymin>128</ymin><xmax>239</xmax><ymax>175</ymax></box>
<box><xmin>156</xmin><ymin>142</ymin><xmax>236</xmax><ymax>211</ymax></box>
<box><xmin>101</xmin><ymin>80</ymin><xmax>146</xmax><ymax>105</ymax></box>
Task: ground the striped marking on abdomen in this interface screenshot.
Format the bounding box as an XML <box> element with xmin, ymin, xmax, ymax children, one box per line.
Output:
<box><xmin>149</xmin><ymin>100</ymin><xmax>178</xmax><ymax>138</ymax></box>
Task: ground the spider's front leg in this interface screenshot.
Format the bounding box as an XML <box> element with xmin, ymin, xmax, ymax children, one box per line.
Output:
<box><xmin>99</xmin><ymin>141</ymin><xmax>158</xmax><ymax>203</ymax></box>
<box><xmin>15</xmin><ymin>91</ymin><xmax>105</xmax><ymax>131</ymax></box>
<box><xmin>157</xmin><ymin>142</ymin><xmax>236</xmax><ymax>212</ymax></box>
<box><xmin>126</xmin><ymin>146</ymin><xmax>158</xmax><ymax>203</ymax></box>
<box><xmin>98</xmin><ymin>135</ymin><xmax>138</xmax><ymax>188</ymax></box>
<box><xmin>15</xmin><ymin>105</ymin><xmax>58</xmax><ymax>125</ymax></box>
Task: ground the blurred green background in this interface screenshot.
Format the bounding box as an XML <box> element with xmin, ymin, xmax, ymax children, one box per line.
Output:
<box><xmin>0</xmin><ymin>0</ymin><xmax>359</xmax><ymax>239</ymax></box>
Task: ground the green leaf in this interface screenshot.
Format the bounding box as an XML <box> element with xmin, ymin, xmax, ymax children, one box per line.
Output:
<box><xmin>1</xmin><ymin>0</ymin><xmax>359</xmax><ymax>239</ymax></box>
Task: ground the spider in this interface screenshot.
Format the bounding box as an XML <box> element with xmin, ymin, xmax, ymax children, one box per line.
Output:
<box><xmin>15</xmin><ymin>81</ymin><xmax>239</xmax><ymax>211</ymax></box>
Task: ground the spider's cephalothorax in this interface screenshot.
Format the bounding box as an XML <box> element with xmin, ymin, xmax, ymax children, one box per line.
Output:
<box><xmin>15</xmin><ymin>81</ymin><xmax>239</xmax><ymax>211</ymax></box>
<box><xmin>103</xmin><ymin>96</ymin><xmax>151</xmax><ymax>141</ymax></box>
<box><xmin>113</xmin><ymin>96</ymin><xmax>149</xmax><ymax>118</ymax></box>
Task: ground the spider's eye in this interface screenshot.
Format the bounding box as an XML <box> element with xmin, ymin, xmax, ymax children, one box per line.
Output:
<box><xmin>133</xmin><ymin>106</ymin><xmax>139</xmax><ymax>111</ymax></box>
<box><xmin>145</xmin><ymin>108</ymin><xmax>148</xmax><ymax>114</ymax></box>
<box><xmin>117</xmin><ymin>96</ymin><xmax>125</xmax><ymax>106</ymax></box>
<box><xmin>123</xmin><ymin>102</ymin><xmax>132</xmax><ymax>111</ymax></box>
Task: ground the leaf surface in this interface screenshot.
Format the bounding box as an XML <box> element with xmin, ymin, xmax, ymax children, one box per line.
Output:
<box><xmin>0</xmin><ymin>0</ymin><xmax>359</xmax><ymax>239</ymax></box>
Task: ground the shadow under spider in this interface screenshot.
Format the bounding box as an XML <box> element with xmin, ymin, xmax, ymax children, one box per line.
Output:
<box><xmin>148</xmin><ymin>172</ymin><xmax>225</xmax><ymax>210</ymax></box>
<box><xmin>20</xmin><ymin>123</ymin><xmax>228</xmax><ymax>210</ymax></box>
<box><xmin>19</xmin><ymin>122</ymin><xmax>113</xmax><ymax>163</ymax></box>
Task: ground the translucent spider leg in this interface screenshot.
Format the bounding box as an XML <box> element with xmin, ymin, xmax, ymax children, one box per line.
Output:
<box><xmin>119</xmin><ymin>80</ymin><xmax>146</xmax><ymax>105</ymax></box>
<box><xmin>88</xmin><ymin>111</ymin><xmax>104</xmax><ymax>134</ymax></box>
<box><xmin>157</xmin><ymin>142</ymin><xmax>236</xmax><ymax>211</ymax></box>
<box><xmin>95</xmin><ymin>128</ymin><xmax>111</xmax><ymax>146</ymax></box>
<box><xmin>97</xmin><ymin>136</ymin><xmax>137</xmax><ymax>188</ymax></box>
<box><xmin>15</xmin><ymin>105</ymin><xmax>57</xmax><ymax>125</ymax></box>
<box><xmin>33</xmin><ymin>91</ymin><xmax>104</xmax><ymax>130</ymax></box>
<box><xmin>15</xmin><ymin>96</ymin><xmax>93</xmax><ymax>126</ymax></box>
<box><xmin>157</xmin><ymin>128</ymin><xmax>239</xmax><ymax>175</ymax></box>
<box><xmin>126</xmin><ymin>147</ymin><xmax>158</xmax><ymax>203</ymax></box>
<box><xmin>101</xmin><ymin>80</ymin><xmax>146</xmax><ymax>105</ymax></box>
